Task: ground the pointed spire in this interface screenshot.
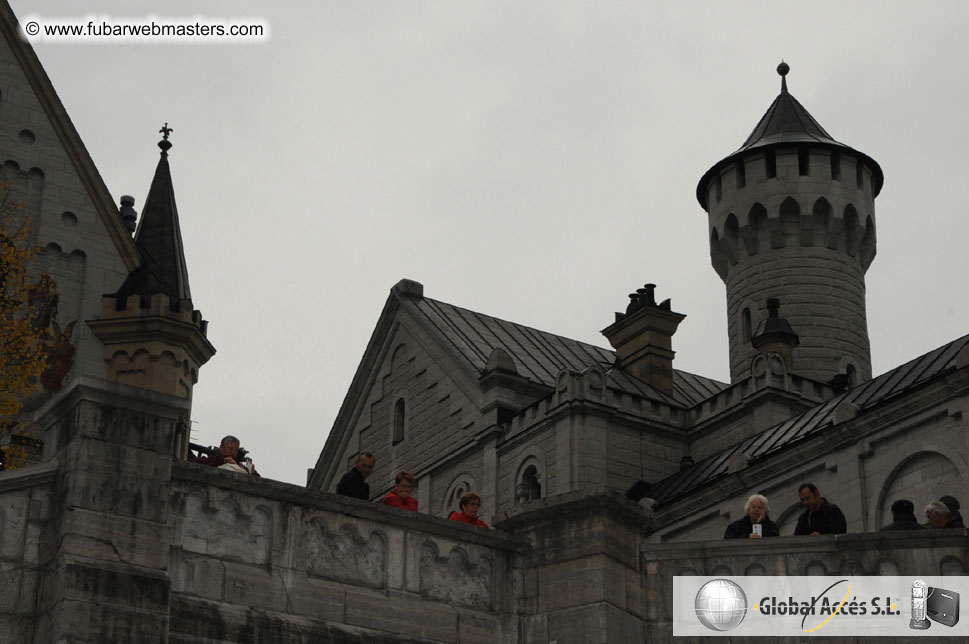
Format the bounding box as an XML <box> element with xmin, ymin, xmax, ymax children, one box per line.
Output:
<box><xmin>735</xmin><ymin>62</ymin><xmax>839</xmax><ymax>152</ymax></box>
<box><xmin>696</xmin><ymin>62</ymin><xmax>883</xmax><ymax>209</ymax></box>
<box><xmin>113</xmin><ymin>125</ymin><xmax>192</xmax><ymax>302</ymax></box>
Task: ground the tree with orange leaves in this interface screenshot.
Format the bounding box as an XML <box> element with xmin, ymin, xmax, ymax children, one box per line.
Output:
<box><xmin>0</xmin><ymin>173</ymin><xmax>46</xmax><ymax>421</ymax></box>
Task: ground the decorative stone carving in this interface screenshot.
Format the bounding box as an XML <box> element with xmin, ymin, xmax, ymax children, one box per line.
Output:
<box><xmin>180</xmin><ymin>490</ymin><xmax>271</xmax><ymax>565</ymax></box>
<box><xmin>302</xmin><ymin>516</ymin><xmax>386</xmax><ymax>588</ymax></box>
<box><xmin>710</xmin><ymin>564</ymin><xmax>732</xmax><ymax>576</ymax></box>
<box><xmin>745</xmin><ymin>563</ymin><xmax>767</xmax><ymax>575</ymax></box>
<box><xmin>419</xmin><ymin>541</ymin><xmax>492</xmax><ymax>610</ymax></box>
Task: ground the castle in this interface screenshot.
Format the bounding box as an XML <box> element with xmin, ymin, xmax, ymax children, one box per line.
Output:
<box><xmin>309</xmin><ymin>62</ymin><xmax>967</xmax><ymax>544</ymax></box>
<box><xmin>1</xmin><ymin>0</ymin><xmax>966</xmax><ymax>640</ymax></box>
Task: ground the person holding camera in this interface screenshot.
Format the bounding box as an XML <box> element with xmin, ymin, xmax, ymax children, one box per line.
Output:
<box><xmin>724</xmin><ymin>493</ymin><xmax>779</xmax><ymax>539</ymax></box>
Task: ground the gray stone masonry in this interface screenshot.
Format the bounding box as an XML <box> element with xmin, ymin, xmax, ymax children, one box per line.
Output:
<box><xmin>704</xmin><ymin>147</ymin><xmax>877</xmax><ymax>385</ymax></box>
<box><xmin>647</xmin><ymin>361</ymin><xmax>969</xmax><ymax>543</ymax></box>
<box><xmin>1</xmin><ymin>379</ymin><xmax>965</xmax><ymax>644</ymax></box>
<box><xmin>0</xmin><ymin>29</ymin><xmax>133</xmax><ymax>411</ymax></box>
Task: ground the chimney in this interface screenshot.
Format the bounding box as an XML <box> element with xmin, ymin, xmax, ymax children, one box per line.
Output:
<box><xmin>601</xmin><ymin>283</ymin><xmax>685</xmax><ymax>395</ymax></box>
<box><xmin>119</xmin><ymin>195</ymin><xmax>137</xmax><ymax>234</ymax></box>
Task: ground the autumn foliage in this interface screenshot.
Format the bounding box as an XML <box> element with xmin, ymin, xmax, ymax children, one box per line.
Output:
<box><xmin>0</xmin><ymin>175</ymin><xmax>46</xmax><ymax>419</ymax></box>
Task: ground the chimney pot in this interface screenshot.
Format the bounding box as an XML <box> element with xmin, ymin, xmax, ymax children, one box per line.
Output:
<box><xmin>601</xmin><ymin>283</ymin><xmax>685</xmax><ymax>395</ymax></box>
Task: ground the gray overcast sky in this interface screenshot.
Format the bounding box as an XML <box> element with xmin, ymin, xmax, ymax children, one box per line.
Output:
<box><xmin>14</xmin><ymin>1</ymin><xmax>969</xmax><ymax>484</ymax></box>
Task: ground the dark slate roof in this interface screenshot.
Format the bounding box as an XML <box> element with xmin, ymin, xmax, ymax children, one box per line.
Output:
<box><xmin>115</xmin><ymin>140</ymin><xmax>192</xmax><ymax>301</ymax></box>
<box><xmin>409</xmin><ymin>296</ymin><xmax>727</xmax><ymax>408</ymax></box>
<box><xmin>649</xmin><ymin>333</ymin><xmax>969</xmax><ymax>505</ymax></box>
<box><xmin>696</xmin><ymin>65</ymin><xmax>884</xmax><ymax>209</ymax></box>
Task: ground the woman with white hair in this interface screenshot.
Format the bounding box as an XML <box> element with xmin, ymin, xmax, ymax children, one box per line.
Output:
<box><xmin>724</xmin><ymin>493</ymin><xmax>780</xmax><ymax>539</ymax></box>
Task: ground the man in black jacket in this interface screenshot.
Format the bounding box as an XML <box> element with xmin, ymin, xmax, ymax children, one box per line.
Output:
<box><xmin>939</xmin><ymin>495</ymin><xmax>965</xmax><ymax>528</ymax></box>
<box><xmin>794</xmin><ymin>483</ymin><xmax>847</xmax><ymax>535</ymax></box>
<box><xmin>336</xmin><ymin>451</ymin><xmax>375</xmax><ymax>500</ymax></box>
<box><xmin>724</xmin><ymin>494</ymin><xmax>780</xmax><ymax>539</ymax></box>
<box><xmin>878</xmin><ymin>499</ymin><xmax>923</xmax><ymax>531</ymax></box>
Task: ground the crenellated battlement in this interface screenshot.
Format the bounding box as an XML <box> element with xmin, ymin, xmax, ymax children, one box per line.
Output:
<box><xmin>704</xmin><ymin>147</ymin><xmax>878</xmax><ymax>280</ymax></box>
<box><xmin>88</xmin><ymin>290</ymin><xmax>215</xmax><ymax>402</ymax></box>
<box><xmin>102</xmin><ymin>291</ymin><xmax>209</xmax><ymax>336</ymax></box>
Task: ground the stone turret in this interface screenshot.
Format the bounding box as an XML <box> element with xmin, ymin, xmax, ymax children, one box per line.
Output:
<box><xmin>696</xmin><ymin>63</ymin><xmax>882</xmax><ymax>385</ymax></box>
<box><xmin>88</xmin><ymin>125</ymin><xmax>215</xmax><ymax>457</ymax></box>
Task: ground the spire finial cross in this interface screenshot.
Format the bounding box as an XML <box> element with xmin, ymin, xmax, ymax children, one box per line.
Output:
<box><xmin>159</xmin><ymin>123</ymin><xmax>173</xmax><ymax>140</ymax></box>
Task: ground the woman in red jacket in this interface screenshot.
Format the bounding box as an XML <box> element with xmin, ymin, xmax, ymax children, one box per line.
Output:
<box><xmin>381</xmin><ymin>471</ymin><xmax>418</xmax><ymax>511</ymax></box>
<box><xmin>449</xmin><ymin>491</ymin><xmax>489</xmax><ymax>528</ymax></box>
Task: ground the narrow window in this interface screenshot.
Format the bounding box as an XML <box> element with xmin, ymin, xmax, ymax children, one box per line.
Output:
<box><xmin>518</xmin><ymin>465</ymin><xmax>541</xmax><ymax>502</ymax></box>
<box><xmin>765</xmin><ymin>150</ymin><xmax>776</xmax><ymax>179</ymax></box>
<box><xmin>855</xmin><ymin>159</ymin><xmax>863</xmax><ymax>189</ymax></box>
<box><xmin>734</xmin><ymin>159</ymin><xmax>746</xmax><ymax>189</ymax></box>
<box><xmin>742</xmin><ymin>308</ymin><xmax>752</xmax><ymax>343</ymax></box>
<box><xmin>798</xmin><ymin>146</ymin><xmax>810</xmax><ymax>176</ymax></box>
<box><xmin>393</xmin><ymin>398</ymin><xmax>405</xmax><ymax>444</ymax></box>
<box><xmin>846</xmin><ymin>364</ymin><xmax>857</xmax><ymax>388</ymax></box>
<box><xmin>830</xmin><ymin>151</ymin><xmax>841</xmax><ymax>180</ymax></box>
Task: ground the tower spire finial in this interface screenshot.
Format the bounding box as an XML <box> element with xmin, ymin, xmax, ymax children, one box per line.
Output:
<box><xmin>777</xmin><ymin>60</ymin><xmax>790</xmax><ymax>94</ymax></box>
<box><xmin>158</xmin><ymin>122</ymin><xmax>173</xmax><ymax>154</ymax></box>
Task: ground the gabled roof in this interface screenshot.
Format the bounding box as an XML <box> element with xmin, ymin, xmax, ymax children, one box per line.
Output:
<box><xmin>0</xmin><ymin>1</ymin><xmax>140</xmax><ymax>270</ymax></box>
<box><xmin>310</xmin><ymin>281</ymin><xmax>729</xmax><ymax>489</ymax></box>
<box><xmin>696</xmin><ymin>63</ymin><xmax>884</xmax><ymax>209</ymax></box>
<box><xmin>115</xmin><ymin>137</ymin><xmax>192</xmax><ymax>301</ymax></box>
<box><xmin>649</xmin><ymin>333</ymin><xmax>969</xmax><ymax>505</ymax></box>
<box><xmin>411</xmin><ymin>296</ymin><xmax>727</xmax><ymax>408</ymax></box>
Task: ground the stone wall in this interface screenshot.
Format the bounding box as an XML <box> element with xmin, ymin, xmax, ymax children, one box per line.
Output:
<box><xmin>0</xmin><ymin>378</ymin><xmax>527</xmax><ymax>644</ymax></box>
<box><xmin>0</xmin><ymin>28</ymin><xmax>135</xmax><ymax>410</ymax></box>
<box><xmin>169</xmin><ymin>463</ymin><xmax>524</xmax><ymax>643</ymax></box>
<box><xmin>3</xmin><ymin>378</ymin><xmax>967</xmax><ymax>643</ymax></box>
<box><xmin>649</xmin><ymin>368</ymin><xmax>969</xmax><ymax>542</ymax></box>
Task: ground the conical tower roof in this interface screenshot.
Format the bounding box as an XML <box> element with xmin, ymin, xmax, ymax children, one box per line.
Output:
<box><xmin>115</xmin><ymin>124</ymin><xmax>192</xmax><ymax>301</ymax></box>
<box><xmin>696</xmin><ymin>62</ymin><xmax>883</xmax><ymax>209</ymax></box>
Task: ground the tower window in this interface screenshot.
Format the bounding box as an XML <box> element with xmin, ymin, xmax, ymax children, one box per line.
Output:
<box><xmin>798</xmin><ymin>146</ymin><xmax>810</xmax><ymax>176</ymax></box>
<box><xmin>517</xmin><ymin>465</ymin><xmax>541</xmax><ymax>503</ymax></box>
<box><xmin>742</xmin><ymin>308</ymin><xmax>752</xmax><ymax>343</ymax></box>
<box><xmin>735</xmin><ymin>159</ymin><xmax>746</xmax><ymax>188</ymax></box>
<box><xmin>393</xmin><ymin>398</ymin><xmax>405</xmax><ymax>444</ymax></box>
<box><xmin>765</xmin><ymin>150</ymin><xmax>776</xmax><ymax>179</ymax></box>
<box><xmin>855</xmin><ymin>160</ymin><xmax>863</xmax><ymax>189</ymax></box>
<box><xmin>830</xmin><ymin>151</ymin><xmax>841</xmax><ymax>180</ymax></box>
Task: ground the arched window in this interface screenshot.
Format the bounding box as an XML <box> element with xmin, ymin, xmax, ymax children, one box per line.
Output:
<box><xmin>393</xmin><ymin>398</ymin><xmax>405</xmax><ymax>444</ymax></box>
<box><xmin>444</xmin><ymin>474</ymin><xmax>475</xmax><ymax>517</ymax></box>
<box><xmin>518</xmin><ymin>465</ymin><xmax>541</xmax><ymax>503</ymax></box>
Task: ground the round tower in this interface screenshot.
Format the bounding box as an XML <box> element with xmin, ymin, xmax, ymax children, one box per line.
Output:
<box><xmin>696</xmin><ymin>63</ymin><xmax>883</xmax><ymax>385</ymax></box>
